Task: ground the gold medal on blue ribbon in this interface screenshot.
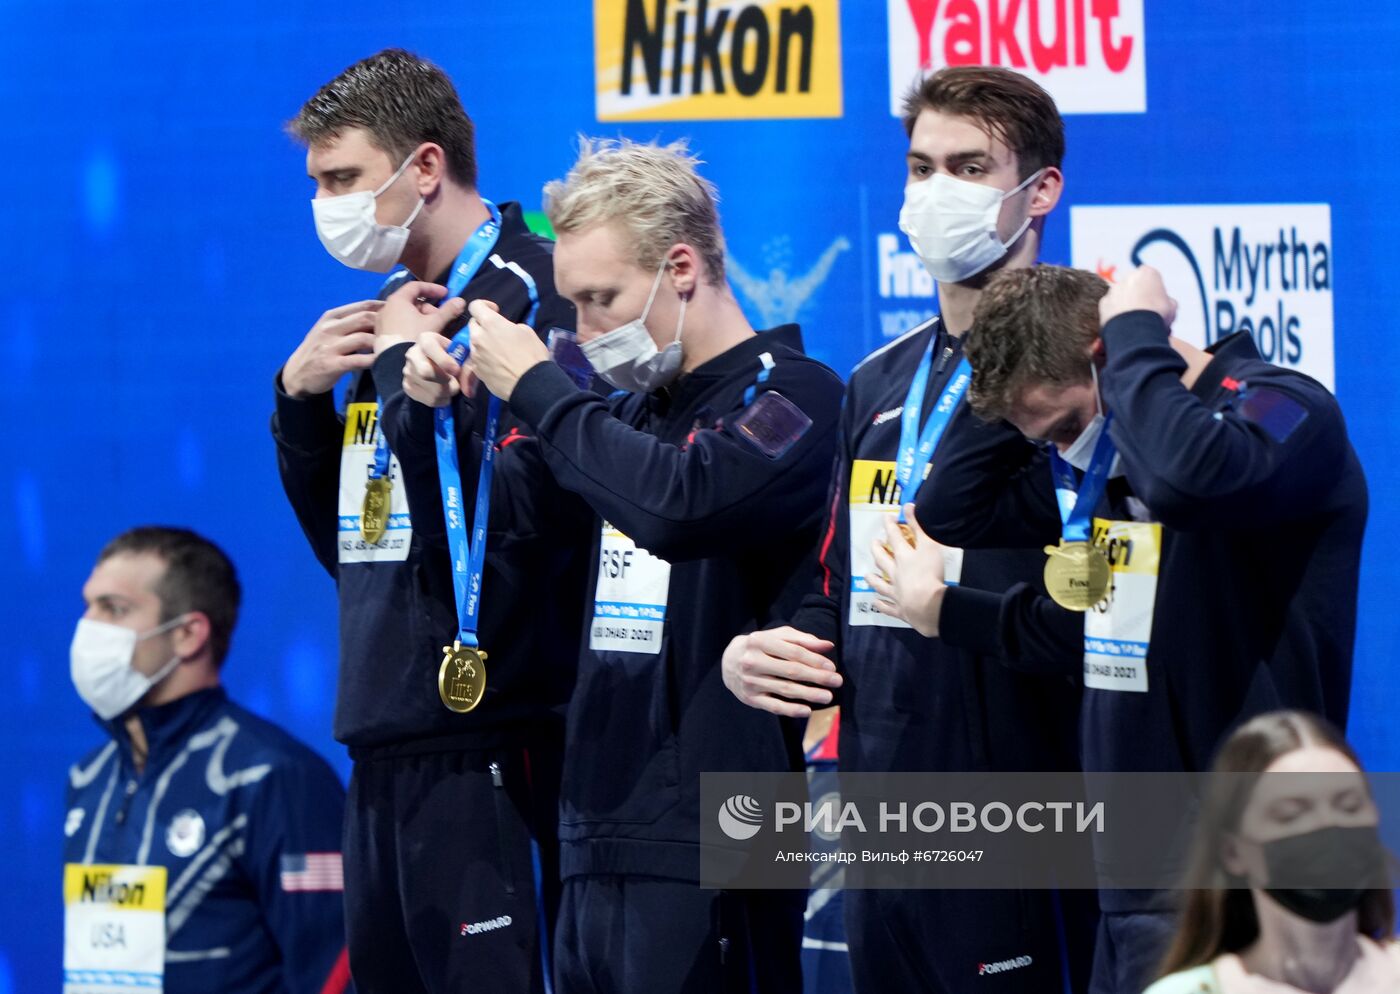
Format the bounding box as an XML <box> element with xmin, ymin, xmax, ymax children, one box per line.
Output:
<box><xmin>1043</xmin><ymin>540</ymin><xmax>1111</xmax><ymax>611</ymax></box>
<box><xmin>360</xmin><ymin>478</ymin><xmax>392</xmax><ymax>544</ymax></box>
<box><xmin>438</xmin><ymin>641</ymin><xmax>487</xmax><ymax>713</ymax></box>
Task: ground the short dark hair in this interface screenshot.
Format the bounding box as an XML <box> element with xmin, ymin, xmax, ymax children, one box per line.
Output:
<box><xmin>98</xmin><ymin>527</ymin><xmax>241</xmax><ymax>667</ymax></box>
<box><xmin>901</xmin><ymin>66</ymin><xmax>1065</xmax><ymax>180</ymax></box>
<box><xmin>289</xmin><ymin>48</ymin><xmax>478</xmax><ymax>189</ymax></box>
<box><xmin>965</xmin><ymin>265</ymin><xmax>1108</xmax><ymax>420</ymax></box>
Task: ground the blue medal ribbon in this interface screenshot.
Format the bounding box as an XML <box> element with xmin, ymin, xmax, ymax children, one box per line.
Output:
<box><xmin>430</xmin><ymin>202</ymin><xmax>542</xmax><ymax>648</ymax></box>
<box><xmin>1049</xmin><ymin>414</ymin><xmax>1117</xmax><ymax>543</ymax></box>
<box><xmin>895</xmin><ymin>333</ymin><xmax>972</xmax><ymax>522</ymax></box>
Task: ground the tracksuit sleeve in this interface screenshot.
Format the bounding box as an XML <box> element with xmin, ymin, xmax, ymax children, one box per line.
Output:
<box><xmin>914</xmin><ymin>403</ymin><xmax>1062</xmax><ymax>550</ymax></box>
<box><xmin>271</xmin><ymin>373</ymin><xmax>344</xmax><ymax>580</ymax></box>
<box><xmin>242</xmin><ymin>760</ymin><xmax>352</xmax><ymax>994</ymax></box>
<box><xmin>508</xmin><ymin>358</ymin><xmax>844</xmax><ymax>562</ymax></box>
<box><xmin>1100</xmin><ymin>310</ymin><xmax>1350</xmax><ymax>529</ymax></box>
<box><xmin>938</xmin><ymin>582</ymin><xmax>1083</xmax><ymax>678</ymax></box>
<box><xmin>786</xmin><ymin>401</ymin><xmax>854</xmax><ymax>651</ymax></box>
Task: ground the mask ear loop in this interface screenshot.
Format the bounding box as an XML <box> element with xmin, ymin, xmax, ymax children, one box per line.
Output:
<box><xmin>373</xmin><ymin>151</ymin><xmax>426</xmax><ymax>230</ymax></box>
<box><xmin>997</xmin><ymin>167</ymin><xmax>1046</xmax><ymax>251</ymax></box>
<box><xmin>373</xmin><ymin>151</ymin><xmax>420</xmax><ymax>198</ymax></box>
<box><xmin>637</xmin><ymin>258</ymin><xmax>669</xmax><ymax>326</ymax></box>
<box><xmin>1089</xmin><ymin>362</ymin><xmax>1105</xmax><ymax>418</ymax></box>
<box><xmin>671</xmin><ymin>287</ymin><xmax>687</xmax><ymax>346</ymax></box>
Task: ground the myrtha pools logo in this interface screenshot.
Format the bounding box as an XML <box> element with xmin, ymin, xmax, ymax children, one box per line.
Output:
<box><xmin>1071</xmin><ymin>204</ymin><xmax>1336</xmax><ymax>390</ymax></box>
<box><xmin>718</xmin><ymin>794</ymin><xmax>765</xmax><ymax>840</ymax></box>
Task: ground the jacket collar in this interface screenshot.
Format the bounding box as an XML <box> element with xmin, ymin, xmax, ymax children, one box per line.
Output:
<box><xmin>650</xmin><ymin>324</ymin><xmax>805</xmax><ymax>415</ymax></box>
<box><xmin>98</xmin><ymin>687</ymin><xmax>227</xmax><ymax>772</ymax></box>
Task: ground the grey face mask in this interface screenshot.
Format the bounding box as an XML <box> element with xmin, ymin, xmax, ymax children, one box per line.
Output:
<box><xmin>578</xmin><ymin>261</ymin><xmax>687</xmax><ymax>393</ymax></box>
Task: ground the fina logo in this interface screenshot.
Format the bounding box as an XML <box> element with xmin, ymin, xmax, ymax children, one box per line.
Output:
<box><xmin>1071</xmin><ymin>204</ymin><xmax>1336</xmax><ymax>391</ymax></box>
<box><xmin>729</xmin><ymin>235</ymin><xmax>850</xmax><ymax>327</ymax></box>
<box><xmin>718</xmin><ymin>794</ymin><xmax>765</xmax><ymax>841</ymax></box>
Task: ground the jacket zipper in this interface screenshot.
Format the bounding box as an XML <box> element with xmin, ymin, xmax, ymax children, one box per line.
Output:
<box><xmin>934</xmin><ymin>344</ymin><xmax>954</xmax><ymax>375</ymax></box>
<box><xmin>490</xmin><ymin>762</ymin><xmax>516</xmax><ymax>895</ymax></box>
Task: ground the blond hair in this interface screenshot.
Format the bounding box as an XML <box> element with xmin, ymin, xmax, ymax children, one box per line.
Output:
<box><xmin>544</xmin><ymin>137</ymin><xmax>726</xmax><ymax>284</ymax></box>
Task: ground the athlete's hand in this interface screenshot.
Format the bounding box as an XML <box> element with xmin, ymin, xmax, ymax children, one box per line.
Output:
<box><xmin>404</xmin><ymin>331</ymin><xmax>467</xmax><ymax>408</ymax></box>
<box><xmin>1099</xmin><ymin>264</ymin><xmax>1177</xmax><ymax>329</ymax></box>
<box><xmin>463</xmin><ymin>299</ymin><xmax>549</xmax><ymax>403</ymax></box>
<box><xmin>865</xmin><ymin>505</ymin><xmax>947</xmax><ymax>638</ymax></box>
<box><xmin>721</xmin><ymin>627</ymin><xmax>841</xmax><ymax>719</ymax></box>
<box><xmin>281</xmin><ymin>299</ymin><xmax>383</xmax><ymax>397</ymax></box>
<box><xmin>376</xmin><ymin>281</ymin><xmax>464</xmax><ymax>354</ymax></box>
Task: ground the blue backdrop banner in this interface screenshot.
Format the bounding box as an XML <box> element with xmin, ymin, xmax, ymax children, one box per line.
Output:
<box><xmin>2</xmin><ymin>3</ymin><xmax>1397</xmax><ymax>989</ymax></box>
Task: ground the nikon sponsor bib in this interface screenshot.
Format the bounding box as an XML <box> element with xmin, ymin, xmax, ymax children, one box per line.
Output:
<box><xmin>339</xmin><ymin>402</ymin><xmax>411</xmax><ymax>563</ymax></box>
<box><xmin>1082</xmin><ymin>518</ymin><xmax>1161</xmax><ymax>693</ymax></box>
<box><xmin>590</xmin><ymin>522</ymin><xmax>672</xmax><ymax>655</ymax></box>
<box><xmin>847</xmin><ymin>459</ymin><xmax>961</xmax><ymax>628</ymax></box>
<box><xmin>64</xmin><ymin>863</ymin><xmax>167</xmax><ymax>993</ymax></box>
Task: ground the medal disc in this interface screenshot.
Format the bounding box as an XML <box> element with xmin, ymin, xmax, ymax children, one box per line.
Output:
<box><xmin>438</xmin><ymin>641</ymin><xmax>487</xmax><ymax>713</ymax></box>
<box><xmin>1043</xmin><ymin>541</ymin><xmax>1111</xmax><ymax>611</ymax></box>
<box><xmin>361</xmin><ymin>477</ymin><xmax>393</xmax><ymax>544</ymax></box>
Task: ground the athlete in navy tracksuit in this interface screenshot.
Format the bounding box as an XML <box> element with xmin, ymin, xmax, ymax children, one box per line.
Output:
<box><xmin>741</xmin><ymin>317</ymin><xmax>1094</xmax><ymax>993</ymax></box>
<box><xmin>722</xmin><ymin>66</ymin><xmax>1096</xmax><ymax>993</ymax></box>
<box><xmin>914</xmin><ymin>281</ymin><xmax>1366</xmax><ymax>993</ymax></box>
<box><xmin>274</xmin><ymin>199</ymin><xmax>585</xmax><ymax>994</ymax></box>
<box><xmin>504</xmin><ymin>323</ymin><xmax>842</xmax><ymax>993</ymax></box>
<box><xmin>65</xmin><ymin>526</ymin><xmax>348</xmax><ymax>994</ymax></box>
<box><xmin>66</xmin><ymin>690</ymin><xmax>351</xmax><ymax>994</ymax></box>
<box><xmin>384</xmin><ymin>138</ymin><xmax>848</xmax><ymax>994</ymax></box>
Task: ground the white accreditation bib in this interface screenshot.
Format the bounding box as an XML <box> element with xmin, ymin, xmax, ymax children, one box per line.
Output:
<box><xmin>338</xmin><ymin>401</ymin><xmax>412</xmax><ymax>563</ymax></box>
<box><xmin>1082</xmin><ymin>518</ymin><xmax>1162</xmax><ymax>693</ymax></box>
<box><xmin>590</xmin><ymin>522</ymin><xmax>672</xmax><ymax>655</ymax></box>
<box><xmin>847</xmin><ymin>459</ymin><xmax>962</xmax><ymax>629</ymax></box>
<box><xmin>64</xmin><ymin>863</ymin><xmax>167</xmax><ymax>993</ymax></box>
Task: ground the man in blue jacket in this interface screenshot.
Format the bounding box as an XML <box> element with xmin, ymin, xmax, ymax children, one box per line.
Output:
<box><xmin>389</xmin><ymin>137</ymin><xmax>845</xmax><ymax>993</ymax></box>
<box><xmin>273</xmin><ymin>49</ymin><xmax>585</xmax><ymax>993</ymax></box>
<box><xmin>719</xmin><ymin>67</ymin><xmax>1093</xmax><ymax>993</ymax></box>
<box><xmin>64</xmin><ymin>526</ymin><xmax>349</xmax><ymax>994</ymax></box>
<box><xmin>871</xmin><ymin>264</ymin><xmax>1365</xmax><ymax>993</ymax></box>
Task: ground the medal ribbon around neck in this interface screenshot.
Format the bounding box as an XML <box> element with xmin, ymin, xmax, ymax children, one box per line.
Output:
<box><xmin>894</xmin><ymin>330</ymin><xmax>972</xmax><ymax>524</ymax></box>
<box><xmin>1043</xmin><ymin>412</ymin><xmax>1118</xmax><ymax>611</ymax></box>
<box><xmin>429</xmin><ymin>200</ymin><xmax>524</xmax><ymax>654</ymax></box>
<box><xmin>1048</xmin><ymin>412</ymin><xmax>1117</xmax><ymax>544</ymax></box>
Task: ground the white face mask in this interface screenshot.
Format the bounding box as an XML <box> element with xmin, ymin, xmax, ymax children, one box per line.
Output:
<box><xmin>1060</xmin><ymin>364</ymin><xmax>1123</xmax><ymax>477</ymax></box>
<box><xmin>898</xmin><ymin>168</ymin><xmax>1044</xmax><ymax>284</ymax></box>
<box><xmin>311</xmin><ymin>152</ymin><xmax>424</xmax><ymax>273</ymax></box>
<box><xmin>578</xmin><ymin>260</ymin><xmax>687</xmax><ymax>393</ymax></box>
<box><xmin>70</xmin><ymin>617</ymin><xmax>187</xmax><ymax>721</ymax></box>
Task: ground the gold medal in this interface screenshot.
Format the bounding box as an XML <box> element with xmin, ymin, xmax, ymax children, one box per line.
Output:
<box><xmin>896</xmin><ymin>522</ymin><xmax>916</xmax><ymax>547</ymax></box>
<box><xmin>1043</xmin><ymin>540</ymin><xmax>1111</xmax><ymax>611</ymax></box>
<box><xmin>438</xmin><ymin>641</ymin><xmax>487</xmax><ymax>713</ymax></box>
<box><xmin>361</xmin><ymin>478</ymin><xmax>392</xmax><ymax>544</ymax></box>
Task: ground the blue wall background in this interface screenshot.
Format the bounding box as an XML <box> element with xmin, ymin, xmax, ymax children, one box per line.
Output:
<box><xmin>1</xmin><ymin>2</ymin><xmax>1396</xmax><ymax>989</ymax></box>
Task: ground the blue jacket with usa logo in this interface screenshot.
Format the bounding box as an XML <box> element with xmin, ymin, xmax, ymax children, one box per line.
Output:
<box><xmin>63</xmin><ymin>687</ymin><xmax>351</xmax><ymax>994</ymax></box>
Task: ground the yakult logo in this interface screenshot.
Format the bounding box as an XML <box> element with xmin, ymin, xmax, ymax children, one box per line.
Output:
<box><xmin>886</xmin><ymin>0</ymin><xmax>1146</xmax><ymax>115</ymax></box>
<box><xmin>1071</xmin><ymin>204</ymin><xmax>1335</xmax><ymax>390</ymax></box>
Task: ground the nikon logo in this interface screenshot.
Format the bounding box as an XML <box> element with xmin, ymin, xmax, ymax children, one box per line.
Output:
<box><xmin>595</xmin><ymin>0</ymin><xmax>843</xmax><ymax>121</ymax></box>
